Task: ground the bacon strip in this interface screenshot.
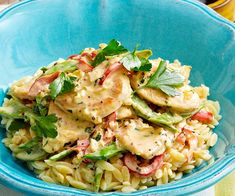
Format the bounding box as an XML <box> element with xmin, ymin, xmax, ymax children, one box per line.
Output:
<box><xmin>191</xmin><ymin>111</ymin><xmax>213</xmax><ymax>124</ymax></box>
<box><xmin>99</xmin><ymin>62</ymin><xmax>122</xmax><ymax>85</ymax></box>
<box><xmin>29</xmin><ymin>71</ymin><xmax>60</xmax><ymax>97</ymax></box>
<box><xmin>77</xmin><ymin>58</ymin><xmax>94</xmax><ymax>73</ymax></box>
<box><xmin>124</xmin><ymin>153</ymin><xmax>164</xmax><ymax>176</ymax></box>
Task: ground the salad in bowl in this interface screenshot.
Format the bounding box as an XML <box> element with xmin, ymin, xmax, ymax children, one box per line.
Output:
<box><xmin>0</xmin><ymin>40</ymin><xmax>221</xmax><ymax>193</ymax></box>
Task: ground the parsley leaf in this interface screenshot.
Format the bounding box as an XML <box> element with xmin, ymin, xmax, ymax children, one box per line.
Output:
<box><xmin>8</xmin><ymin>119</ymin><xmax>25</xmax><ymax>132</ymax></box>
<box><xmin>92</xmin><ymin>39</ymin><xmax>128</xmax><ymax>66</ymax></box>
<box><xmin>40</xmin><ymin>67</ymin><xmax>48</xmax><ymax>73</ymax></box>
<box><xmin>92</xmin><ymin>53</ymin><xmax>106</xmax><ymax>67</ymax></box>
<box><xmin>102</xmin><ymin>39</ymin><xmax>128</xmax><ymax>55</ymax></box>
<box><xmin>120</xmin><ymin>53</ymin><xmax>141</xmax><ymax>71</ymax></box>
<box><xmin>121</xmin><ymin>49</ymin><xmax>153</xmax><ymax>71</ymax></box>
<box><xmin>0</xmin><ymin>99</ymin><xmax>58</xmax><ymax>138</ymax></box>
<box><xmin>133</xmin><ymin>57</ymin><xmax>152</xmax><ymax>71</ymax></box>
<box><xmin>31</xmin><ymin>114</ymin><xmax>58</xmax><ymax>138</ymax></box>
<box><xmin>0</xmin><ymin>98</ymin><xmax>57</xmax><ymax>138</ymax></box>
<box><xmin>145</xmin><ymin>60</ymin><xmax>185</xmax><ymax>96</ymax></box>
<box><xmin>49</xmin><ymin>72</ymin><xmax>75</xmax><ymax>99</ymax></box>
<box><xmin>33</xmin><ymin>96</ymin><xmax>49</xmax><ymax>116</ymax></box>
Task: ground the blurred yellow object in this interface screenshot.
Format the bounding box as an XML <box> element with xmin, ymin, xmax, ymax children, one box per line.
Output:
<box><xmin>215</xmin><ymin>171</ymin><xmax>235</xmax><ymax>196</ymax></box>
<box><xmin>208</xmin><ymin>0</ymin><xmax>235</xmax><ymax>21</ymax></box>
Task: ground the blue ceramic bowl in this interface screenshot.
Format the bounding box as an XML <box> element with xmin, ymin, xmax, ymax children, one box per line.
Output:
<box><xmin>0</xmin><ymin>0</ymin><xmax>235</xmax><ymax>195</ymax></box>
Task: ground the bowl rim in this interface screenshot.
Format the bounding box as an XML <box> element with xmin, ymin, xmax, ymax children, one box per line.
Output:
<box><xmin>0</xmin><ymin>0</ymin><xmax>235</xmax><ymax>195</ymax></box>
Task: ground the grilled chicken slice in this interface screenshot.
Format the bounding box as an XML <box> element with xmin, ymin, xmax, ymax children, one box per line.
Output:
<box><xmin>42</xmin><ymin>102</ymin><xmax>92</xmax><ymax>153</ymax></box>
<box><xmin>55</xmin><ymin>63</ymin><xmax>132</xmax><ymax>124</ymax></box>
<box><xmin>115</xmin><ymin>119</ymin><xmax>167</xmax><ymax>159</ymax></box>
<box><xmin>130</xmin><ymin>59</ymin><xmax>202</xmax><ymax>112</ymax></box>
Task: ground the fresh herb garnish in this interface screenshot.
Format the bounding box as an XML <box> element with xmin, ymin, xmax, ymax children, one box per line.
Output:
<box><xmin>85</xmin><ymin>127</ymin><xmax>93</xmax><ymax>134</ymax></box>
<box><xmin>138</xmin><ymin>58</ymin><xmax>152</xmax><ymax>71</ymax></box>
<box><xmin>40</xmin><ymin>67</ymin><xmax>48</xmax><ymax>73</ymax></box>
<box><xmin>94</xmin><ymin>133</ymin><xmax>101</xmax><ymax>141</ymax></box>
<box><xmin>49</xmin><ymin>72</ymin><xmax>76</xmax><ymax>99</ymax></box>
<box><xmin>8</xmin><ymin>119</ymin><xmax>25</xmax><ymax>132</ymax></box>
<box><xmin>92</xmin><ymin>39</ymin><xmax>128</xmax><ymax>66</ymax></box>
<box><xmin>120</xmin><ymin>48</ymin><xmax>153</xmax><ymax>71</ymax></box>
<box><xmin>0</xmin><ymin>99</ymin><xmax>58</xmax><ymax>138</ymax></box>
<box><xmin>144</xmin><ymin>60</ymin><xmax>185</xmax><ymax>96</ymax></box>
<box><xmin>132</xmin><ymin>57</ymin><xmax>152</xmax><ymax>71</ymax></box>
<box><xmin>120</xmin><ymin>52</ymin><xmax>141</xmax><ymax>71</ymax></box>
<box><xmin>33</xmin><ymin>96</ymin><xmax>49</xmax><ymax>116</ymax></box>
<box><xmin>31</xmin><ymin>114</ymin><xmax>58</xmax><ymax>138</ymax></box>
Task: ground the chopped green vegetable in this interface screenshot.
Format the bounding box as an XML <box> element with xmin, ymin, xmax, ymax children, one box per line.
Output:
<box><xmin>180</xmin><ymin>103</ymin><xmax>205</xmax><ymax>118</ymax></box>
<box><xmin>131</xmin><ymin>95</ymin><xmax>182</xmax><ymax>132</ymax></box>
<box><xmin>84</xmin><ymin>144</ymin><xmax>123</xmax><ymax>160</ymax></box>
<box><xmin>49</xmin><ymin>72</ymin><xmax>75</xmax><ymax>99</ymax></box>
<box><xmin>94</xmin><ymin>167</ymin><xmax>103</xmax><ymax>192</ymax></box>
<box><xmin>149</xmin><ymin>113</ymin><xmax>182</xmax><ymax>126</ymax></box>
<box><xmin>85</xmin><ymin>127</ymin><xmax>93</xmax><ymax>134</ymax></box>
<box><xmin>40</xmin><ymin>67</ymin><xmax>48</xmax><ymax>73</ymax></box>
<box><xmin>145</xmin><ymin>60</ymin><xmax>185</xmax><ymax>96</ymax></box>
<box><xmin>92</xmin><ymin>39</ymin><xmax>128</xmax><ymax>66</ymax></box>
<box><xmin>94</xmin><ymin>133</ymin><xmax>101</xmax><ymax>141</ymax></box>
<box><xmin>86</xmin><ymin>163</ymin><xmax>95</xmax><ymax>169</ymax></box>
<box><xmin>141</xmin><ymin>181</ymin><xmax>155</xmax><ymax>187</ymax></box>
<box><xmin>8</xmin><ymin>119</ymin><xmax>25</xmax><ymax>132</ymax></box>
<box><xmin>0</xmin><ymin>99</ymin><xmax>58</xmax><ymax>138</ymax></box>
<box><xmin>45</xmin><ymin>60</ymin><xmax>78</xmax><ymax>75</ymax></box>
<box><xmin>15</xmin><ymin>148</ymin><xmax>47</xmax><ymax>161</ymax></box>
<box><xmin>49</xmin><ymin>149</ymin><xmax>73</xmax><ymax>161</ymax></box>
<box><xmin>18</xmin><ymin>137</ymin><xmax>41</xmax><ymax>150</ymax></box>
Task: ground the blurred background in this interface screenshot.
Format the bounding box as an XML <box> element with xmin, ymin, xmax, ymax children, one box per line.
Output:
<box><xmin>198</xmin><ymin>0</ymin><xmax>235</xmax><ymax>21</ymax></box>
<box><xmin>0</xmin><ymin>0</ymin><xmax>234</xmax><ymax>196</ymax></box>
<box><xmin>2</xmin><ymin>0</ymin><xmax>235</xmax><ymax>21</ymax></box>
<box><xmin>0</xmin><ymin>0</ymin><xmax>234</xmax><ymax>21</ymax></box>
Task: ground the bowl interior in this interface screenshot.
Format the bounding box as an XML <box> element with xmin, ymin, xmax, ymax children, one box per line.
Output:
<box><xmin>0</xmin><ymin>0</ymin><xmax>235</xmax><ymax>195</ymax></box>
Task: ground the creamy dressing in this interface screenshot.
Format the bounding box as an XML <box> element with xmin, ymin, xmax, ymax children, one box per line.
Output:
<box><xmin>55</xmin><ymin>66</ymin><xmax>132</xmax><ymax>124</ymax></box>
<box><xmin>43</xmin><ymin>102</ymin><xmax>92</xmax><ymax>153</ymax></box>
<box><xmin>116</xmin><ymin>119</ymin><xmax>166</xmax><ymax>159</ymax></box>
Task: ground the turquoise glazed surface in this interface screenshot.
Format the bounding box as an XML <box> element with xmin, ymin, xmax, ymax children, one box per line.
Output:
<box><xmin>0</xmin><ymin>0</ymin><xmax>235</xmax><ymax>195</ymax></box>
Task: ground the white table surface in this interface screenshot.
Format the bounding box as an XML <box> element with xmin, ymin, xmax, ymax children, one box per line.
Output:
<box><xmin>0</xmin><ymin>2</ymin><xmax>216</xmax><ymax>196</ymax></box>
